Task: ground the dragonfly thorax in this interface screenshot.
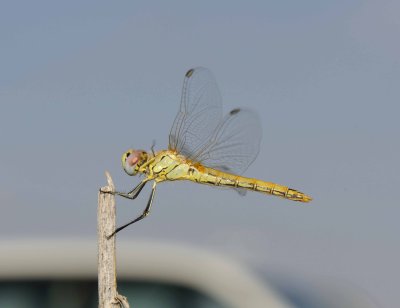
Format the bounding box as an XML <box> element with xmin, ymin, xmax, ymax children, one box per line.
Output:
<box><xmin>121</xmin><ymin>149</ymin><xmax>148</xmax><ymax>176</ymax></box>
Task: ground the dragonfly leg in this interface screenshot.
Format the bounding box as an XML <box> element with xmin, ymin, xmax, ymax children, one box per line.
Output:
<box><xmin>115</xmin><ymin>180</ymin><xmax>148</xmax><ymax>200</ymax></box>
<box><xmin>100</xmin><ymin>179</ymin><xmax>148</xmax><ymax>200</ymax></box>
<box><xmin>107</xmin><ymin>181</ymin><xmax>157</xmax><ymax>238</ymax></box>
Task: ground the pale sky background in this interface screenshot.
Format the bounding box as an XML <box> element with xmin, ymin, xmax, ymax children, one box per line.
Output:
<box><xmin>1</xmin><ymin>1</ymin><xmax>399</xmax><ymax>307</ymax></box>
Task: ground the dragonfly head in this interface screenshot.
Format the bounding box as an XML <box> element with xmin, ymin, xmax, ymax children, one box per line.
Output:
<box><xmin>121</xmin><ymin>149</ymin><xmax>148</xmax><ymax>176</ymax></box>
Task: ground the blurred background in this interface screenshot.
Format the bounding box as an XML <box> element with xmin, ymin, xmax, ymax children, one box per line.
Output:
<box><xmin>1</xmin><ymin>1</ymin><xmax>399</xmax><ymax>307</ymax></box>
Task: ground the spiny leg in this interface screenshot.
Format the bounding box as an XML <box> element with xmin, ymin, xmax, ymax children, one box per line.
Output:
<box><xmin>107</xmin><ymin>181</ymin><xmax>157</xmax><ymax>238</ymax></box>
<box><xmin>100</xmin><ymin>179</ymin><xmax>148</xmax><ymax>200</ymax></box>
<box><xmin>115</xmin><ymin>180</ymin><xmax>148</xmax><ymax>200</ymax></box>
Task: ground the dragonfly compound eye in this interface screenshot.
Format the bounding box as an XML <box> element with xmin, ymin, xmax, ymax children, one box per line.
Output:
<box><xmin>121</xmin><ymin>150</ymin><xmax>139</xmax><ymax>176</ymax></box>
<box><xmin>127</xmin><ymin>152</ymin><xmax>139</xmax><ymax>166</ymax></box>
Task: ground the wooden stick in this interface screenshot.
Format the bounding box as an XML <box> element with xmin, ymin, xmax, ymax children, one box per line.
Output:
<box><xmin>98</xmin><ymin>171</ymin><xmax>130</xmax><ymax>308</ymax></box>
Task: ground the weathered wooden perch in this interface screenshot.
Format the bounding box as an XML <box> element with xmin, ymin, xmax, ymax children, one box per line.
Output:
<box><xmin>98</xmin><ymin>171</ymin><xmax>130</xmax><ymax>308</ymax></box>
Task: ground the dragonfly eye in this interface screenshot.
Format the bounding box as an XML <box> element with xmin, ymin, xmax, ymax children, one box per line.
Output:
<box><xmin>121</xmin><ymin>150</ymin><xmax>138</xmax><ymax>176</ymax></box>
<box><xmin>126</xmin><ymin>152</ymin><xmax>139</xmax><ymax>166</ymax></box>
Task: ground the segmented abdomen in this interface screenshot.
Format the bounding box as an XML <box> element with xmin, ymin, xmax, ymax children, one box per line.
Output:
<box><xmin>195</xmin><ymin>167</ymin><xmax>312</xmax><ymax>203</ymax></box>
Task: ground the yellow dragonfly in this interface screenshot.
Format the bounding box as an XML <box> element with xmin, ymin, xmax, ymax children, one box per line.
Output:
<box><xmin>107</xmin><ymin>67</ymin><xmax>311</xmax><ymax>236</ymax></box>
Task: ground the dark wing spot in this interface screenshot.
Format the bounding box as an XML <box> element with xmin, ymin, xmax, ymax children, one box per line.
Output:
<box><xmin>230</xmin><ymin>108</ymin><xmax>241</xmax><ymax>115</ymax></box>
<box><xmin>126</xmin><ymin>152</ymin><xmax>131</xmax><ymax>157</ymax></box>
<box><xmin>185</xmin><ymin>68</ymin><xmax>195</xmax><ymax>78</ymax></box>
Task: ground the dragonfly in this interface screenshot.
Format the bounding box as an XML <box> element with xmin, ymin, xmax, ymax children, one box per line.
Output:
<box><xmin>105</xmin><ymin>67</ymin><xmax>312</xmax><ymax>237</ymax></box>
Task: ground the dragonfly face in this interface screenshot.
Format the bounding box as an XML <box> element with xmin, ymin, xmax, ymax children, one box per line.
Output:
<box><xmin>121</xmin><ymin>149</ymin><xmax>148</xmax><ymax>176</ymax></box>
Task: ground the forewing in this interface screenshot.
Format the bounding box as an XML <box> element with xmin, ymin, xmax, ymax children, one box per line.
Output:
<box><xmin>169</xmin><ymin>67</ymin><xmax>223</xmax><ymax>158</ymax></box>
<box><xmin>192</xmin><ymin>108</ymin><xmax>262</xmax><ymax>175</ymax></box>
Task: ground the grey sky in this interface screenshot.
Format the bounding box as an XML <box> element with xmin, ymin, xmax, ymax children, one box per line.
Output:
<box><xmin>1</xmin><ymin>1</ymin><xmax>399</xmax><ymax>307</ymax></box>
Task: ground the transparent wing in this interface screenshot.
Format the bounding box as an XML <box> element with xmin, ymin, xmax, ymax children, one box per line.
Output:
<box><xmin>169</xmin><ymin>68</ymin><xmax>262</xmax><ymax>177</ymax></box>
<box><xmin>169</xmin><ymin>67</ymin><xmax>223</xmax><ymax>158</ymax></box>
<box><xmin>191</xmin><ymin>108</ymin><xmax>262</xmax><ymax>175</ymax></box>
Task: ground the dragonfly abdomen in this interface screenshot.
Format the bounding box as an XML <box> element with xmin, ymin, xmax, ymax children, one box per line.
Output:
<box><xmin>252</xmin><ymin>180</ymin><xmax>312</xmax><ymax>202</ymax></box>
<box><xmin>197</xmin><ymin>168</ymin><xmax>311</xmax><ymax>202</ymax></box>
